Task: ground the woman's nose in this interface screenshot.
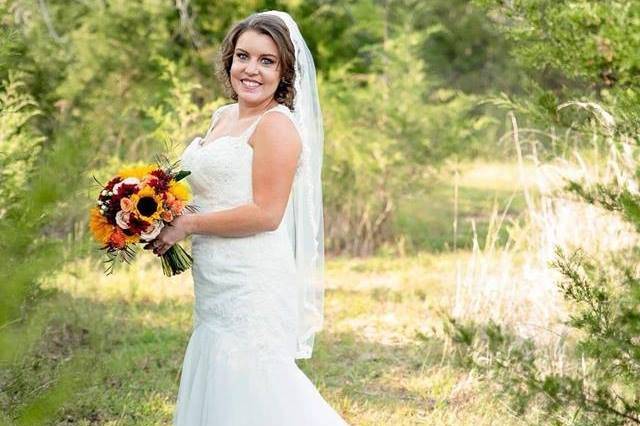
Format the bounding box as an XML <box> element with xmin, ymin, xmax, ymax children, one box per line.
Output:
<box><xmin>245</xmin><ymin>60</ymin><xmax>258</xmax><ymax>74</ymax></box>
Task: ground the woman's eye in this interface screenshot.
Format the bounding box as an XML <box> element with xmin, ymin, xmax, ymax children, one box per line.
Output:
<box><xmin>235</xmin><ymin>52</ymin><xmax>274</xmax><ymax>65</ymax></box>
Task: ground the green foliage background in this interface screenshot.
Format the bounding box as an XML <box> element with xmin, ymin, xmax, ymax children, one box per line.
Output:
<box><xmin>9</xmin><ymin>0</ymin><xmax>639</xmax><ymax>424</ymax></box>
<box><xmin>1</xmin><ymin>0</ymin><xmax>520</xmax><ymax>421</ymax></box>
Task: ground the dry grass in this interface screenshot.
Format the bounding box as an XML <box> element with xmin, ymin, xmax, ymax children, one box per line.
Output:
<box><xmin>451</xmin><ymin>115</ymin><xmax>638</xmax><ymax>352</ymax></box>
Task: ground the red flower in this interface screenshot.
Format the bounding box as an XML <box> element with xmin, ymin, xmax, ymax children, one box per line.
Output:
<box><xmin>109</xmin><ymin>228</ymin><xmax>127</xmax><ymax>249</ymax></box>
<box><xmin>105</xmin><ymin>176</ymin><xmax>123</xmax><ymax>191</ymax></box>
<box><xmin>127</xmin><ymin>214</ymin><xmax>150</xmax><ymax>234</ymax></box>
<box><xmin>107</xmin><ymin>183</ymin><xmax>140</xmax><ymax>224</ymax></box>
<box><xmin>150</xmin><ymin>169</ymin><xmax>171</xmax><ymax>192</ymax></box>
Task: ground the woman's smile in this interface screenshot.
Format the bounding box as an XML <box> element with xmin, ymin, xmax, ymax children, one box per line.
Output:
<box><xmin>240</xmin><ymin>78</ymin><xmax>262</xmax><ymax>90</ymax></box>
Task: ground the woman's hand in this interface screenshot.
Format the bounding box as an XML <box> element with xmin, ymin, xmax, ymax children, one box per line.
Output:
<box><xmin>144</xmin><ymin>214</ymin><xmax>192</xmax><ymax>256</ymax></box>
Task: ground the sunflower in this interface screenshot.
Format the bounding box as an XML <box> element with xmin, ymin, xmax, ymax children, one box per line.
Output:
<box><xmin>168</xmin><ymin>180</ymin><xmax>191</xmax><ymax>201</ymax></box>
<box><xmin>116</xmin><ymin>164</ymin><xmax>158</xmax><ymax>180</ymax></box>
<box><xmin>130</xmin><ymin>185</ymin><xmax>164</xmax><ymax>221</ymax></box>
<box><xmin>89</xmin><ymin>207</ymin><xmax>115</xmax><ymax>244</ymax></box>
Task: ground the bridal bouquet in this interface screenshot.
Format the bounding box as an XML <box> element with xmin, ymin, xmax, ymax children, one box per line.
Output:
<box><xmin>89</xmin><ymin>157</ymin><xmax>194</xmax><ymax>276</ymax></box>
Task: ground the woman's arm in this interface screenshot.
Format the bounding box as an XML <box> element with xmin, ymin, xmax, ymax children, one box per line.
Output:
<box><xmin>150</xmin><ymin>111</ymin><xmax>301</xmax><ymax>255</ymax></box>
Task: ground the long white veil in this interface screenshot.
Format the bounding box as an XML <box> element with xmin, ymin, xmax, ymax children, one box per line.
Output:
<box><xmin>260</xmin><ymin>10</ymin><xmax>325</xmax><ymax>359</ymax></box>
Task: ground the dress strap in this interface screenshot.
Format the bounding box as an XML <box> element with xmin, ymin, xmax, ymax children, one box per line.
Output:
<box><xmin>244</xmin><ymin>104</ymin><xmax>303</xmax><ymax>173</ymax></box>
<box><xmin>203</xmin><ymin>103</ymin><xmax>296</xmax><ymax>144</ymax></box>
<box><xmin>244</xmin><ymin>104</ymin><xmax>296</xmax><ymax>139</ymax></box>
<box><xmin>204</xmin><ymin>103</ymin><xmax>233</xmax><ymax>138</ymax></box>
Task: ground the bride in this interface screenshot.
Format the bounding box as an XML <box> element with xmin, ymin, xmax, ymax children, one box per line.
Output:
<box><xmin>146</xmin><ymin>10</ymin><xmax>350</xmax><ymax>426</ymax></box>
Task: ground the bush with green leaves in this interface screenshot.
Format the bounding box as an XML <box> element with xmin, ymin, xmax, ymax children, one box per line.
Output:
<box><xmin>321</xmin><ymin>5</ymin><xmax>499</xmax><ymax>255</ymax></box>
<box><xmin>446</xmin><ymin>245</ymin><xmax>640</xmax><ymax>425</ymax></box>
<box><xmin>0</xmin><ymin>74</ymin><xmax>96</xmax><ymax>425</ymax></box>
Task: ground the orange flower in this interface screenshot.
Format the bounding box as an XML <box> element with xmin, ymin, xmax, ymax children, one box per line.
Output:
<box><xmin>161</xmin><ymin>210</ymin><xmax>174</xmax><ymax>222</ymax></box>
<box><xmin>89</xmin><ymin>207</ymin><xmax>114</xmax><ymax>244</ymax></box>
<box><xmin>109</xmin><ymin>228</ymin><xmax>127</xmax><ymax>249</ymax></box>
<box><xmin>120</xmin><ymin>197</ymin><xmax>134</xmax><ymax>212</ymax></box>
<box><xmin>170</xmin><ymin>200</ymin><xmax>184</xmax><ymax>215</ymax></box>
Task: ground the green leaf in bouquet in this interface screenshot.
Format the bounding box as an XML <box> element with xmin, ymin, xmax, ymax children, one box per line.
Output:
<box><xmin>174</xmin><ymin>170</ymin><xmax>191</xmax><ymax>182</ymax></box>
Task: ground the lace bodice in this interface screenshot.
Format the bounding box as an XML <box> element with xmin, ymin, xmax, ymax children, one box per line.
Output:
<box><xmin>181</xmin><ymin>103</ymin><xmax>302</xmax><ymax>213</ymax></box>
<box><xmin>179</xmin><ymin>102</ymin><xmax>302</xmax><ymax>364</ymax></box>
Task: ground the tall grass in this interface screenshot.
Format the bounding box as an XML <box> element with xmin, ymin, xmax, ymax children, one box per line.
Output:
<box><xmin>451</xmin><ymin>112</ymin><xmax>638</xmax><ymax>351</ymax></box>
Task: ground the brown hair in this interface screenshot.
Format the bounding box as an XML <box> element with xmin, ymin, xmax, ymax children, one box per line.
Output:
<box><xmin>216</xmin><ymin>13</ymin><xmax>296</xmax><ymax>110</ymax></box>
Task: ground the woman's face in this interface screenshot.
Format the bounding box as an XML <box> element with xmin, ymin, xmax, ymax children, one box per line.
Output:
<box><xmin>230</xmin><ymin>29</ymin><xmax>281</xmax><ymax>106</ymax></box>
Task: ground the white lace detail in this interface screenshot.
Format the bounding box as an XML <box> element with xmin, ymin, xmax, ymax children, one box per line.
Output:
<box><xmin>179</xmin><ymin>102</ymin><xmax>302</xmax><ymax>363</ymax></box>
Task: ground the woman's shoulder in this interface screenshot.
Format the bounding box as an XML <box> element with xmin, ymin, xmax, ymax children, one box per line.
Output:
<box><xmin>260</xmin><ymin>104</ymin><xmax>298</xmax><ymax>128</ymax></box>
<box><xmin>208</xmin><ymin>102</ymin><xmax>237</xmax><ymax>129</ymax></box>
<box><xmin>212</xmin><ymin>102</ymin><xmax>237</xmax><ymax>118</ymax></box>
<box><xmin>254</xmin><ymin>104</ymin><xmax>301</xmax><ymax>149</ymax></box>
<box><xmin>251</xmin><ymin>103</ymin><xmax>303</xmax><ymax>171</ymax></box>
<box><xmin>262</xmin><ymin>103</ymin><xmax>297</xmax><ymax>126</ymax></box>
<box><xmin>271</xmin><ymin>102</ymin><xmax>293</xmax><ymax>114</ymax></box>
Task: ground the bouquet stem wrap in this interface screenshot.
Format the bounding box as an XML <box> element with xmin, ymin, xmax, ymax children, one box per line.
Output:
<box><xmin>161</xmin><ymin>242</ymin><xmax>193</xmax><ymax>276</ymax></box>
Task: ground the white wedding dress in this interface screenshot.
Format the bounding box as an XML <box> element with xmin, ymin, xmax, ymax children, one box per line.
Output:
<box><xmin>173</xmin><ymin>103</ymin><xmax>349</xmax><ymax>425</ymax></box>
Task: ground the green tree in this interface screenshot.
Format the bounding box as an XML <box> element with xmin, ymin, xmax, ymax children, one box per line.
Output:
<box><xmin>321</xmin><ymin>3</ymin><xmax>496</xmax><ymax>254</ymax></box>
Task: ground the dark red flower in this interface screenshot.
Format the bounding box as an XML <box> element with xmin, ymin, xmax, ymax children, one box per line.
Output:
<box><xmin>107</xmin><ymin>183</ymin><xmax>140</xmax><ymax>222</ymax></box>
<box><xmin>128</xmin><ymin>214</ymin><xmax>150</xmax><ymax>234</ymax></box>
<box><xmin>150</xmin><ymin>169</ymin><xmax>171</xmax><ymax>192</ymax></box>
<box><xmin>105</xmin><ymin>176</ymin><xmax>123</xmax><ymax>191</ymax></box>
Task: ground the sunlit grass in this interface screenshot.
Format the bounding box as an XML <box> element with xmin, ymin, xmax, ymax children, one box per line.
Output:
<box><xmin>0</xmin><ymin>248</ymin><xmax>530</xmax><ymax>425</ymax></box>
<box><xmin>2</xmin><ymin>160</ymin><xmax>549</xmax><ymax>425</ymax></box>
<box><xmin>451</xmin><ymin>135</ymin><xmax>638</xmax><ymax>355</ymax></box>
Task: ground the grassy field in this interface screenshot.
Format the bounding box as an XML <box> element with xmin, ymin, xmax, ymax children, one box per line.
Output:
<box><xmin>394</xmin><ymin>161</ymin><xmax>538</xmax><ymax>253</ymax></box>
<box><xmin>2</xmin><ymin>253</ymin><xmax>527</xmax><ymax>425</ymax></box>
<box><xmin>1</xmin><ymin>160</ymin><xmax>544</xmax><ymax>425</ymax></box>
